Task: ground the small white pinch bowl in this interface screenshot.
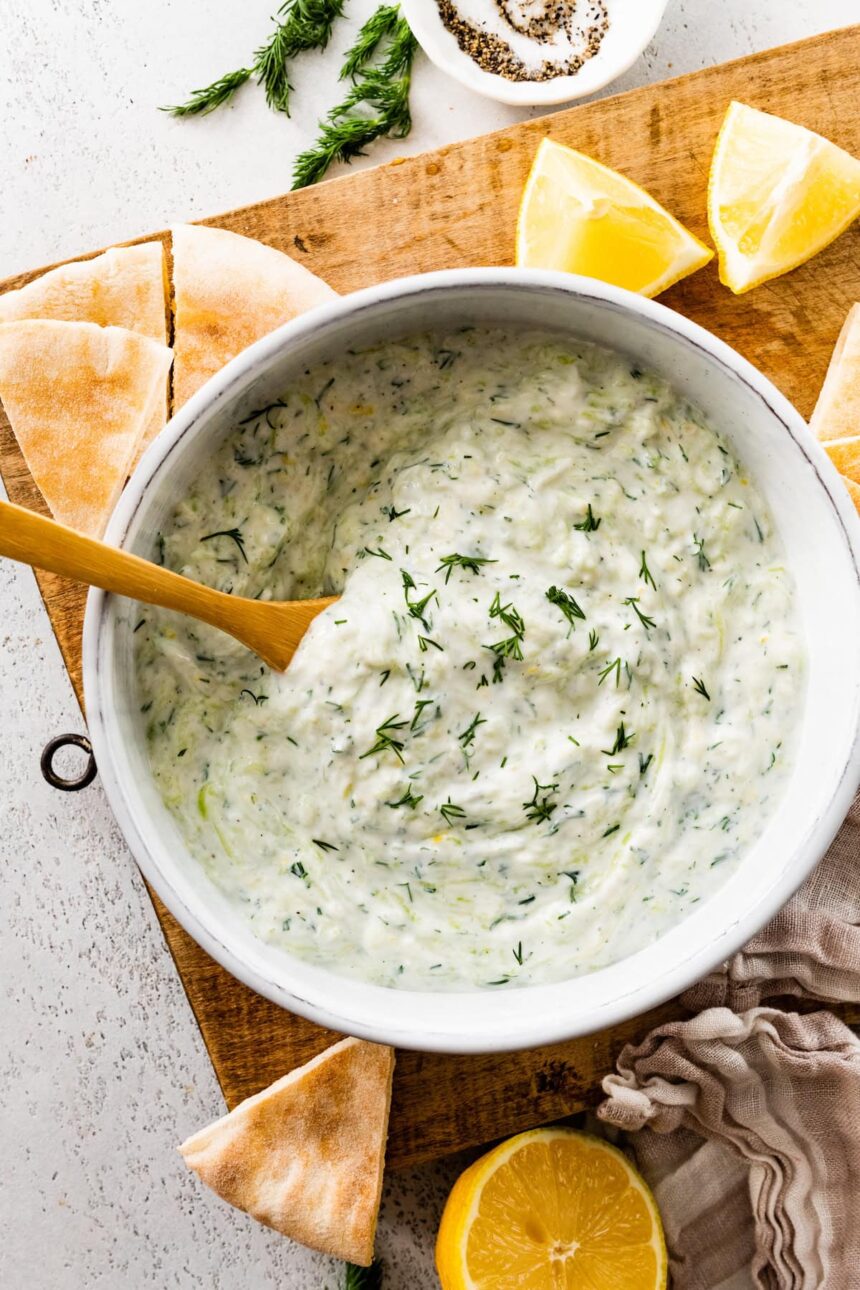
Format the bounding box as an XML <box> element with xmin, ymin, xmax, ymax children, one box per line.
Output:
<box><xmin>84</xmin><ymin>269</ymin><xmax>860</xmax><ymax>1055</ymax></box>
<box><xmin>400</xmin><ymin>0</ymin><xmax>670</xmax><ymax>106</ymax></box>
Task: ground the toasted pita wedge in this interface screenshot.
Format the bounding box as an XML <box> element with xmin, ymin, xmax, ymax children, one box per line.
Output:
<box><xmin>171</xmin><ymin>223</ymin><xmax>337</xmax><ymax>409</ymax></box>
<box><xmin>179</xmin><ymin>1038</ymin><xmax>394</xmax><ymax>1265</ymax></box>
<box><xmin>0</xmin><ymin>243</ymin><xmax>170</xmax><ymax>464</ymax></box>
<box><xmin>810</xmin><ymin>304</ymin><xmax>860</xmax><ymax>442</ymax></box>
<box><xmin>0</xmin><ymin>320</ymin><xmax>173</xmax><ymax>536</ymax></box>
<box><xmin>842</xmin><ymin>475</ymin><xmax>860</xmax><ymax>515</ymax></box>
<box><xmin>821</xmin><ymin>434</ymin><xmax>860</xmax><ymax>484</ymax></box>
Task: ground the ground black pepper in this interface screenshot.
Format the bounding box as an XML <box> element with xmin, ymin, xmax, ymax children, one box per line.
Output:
<box><xmin>437</xmin><ymin>0</ymin><xmax>609</xmax><ymax>83</ymax></box>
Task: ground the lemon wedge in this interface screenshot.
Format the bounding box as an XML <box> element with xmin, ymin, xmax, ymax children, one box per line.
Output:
<box><xmin>436</xmin><ymin>1126</ymin><xmax>667</xmax><ymax>1290</ymax></box>
<box><xmin>708</xmin><ymin>101</ymin><xmax>860</xmax><ymax>294</ymax></box>
<box><xmin>516</xmin><ymin>137</ymin><xmax>713</xmax><ymax>297</ymax></box>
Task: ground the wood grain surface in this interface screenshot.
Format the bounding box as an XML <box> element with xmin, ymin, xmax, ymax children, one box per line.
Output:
<box><xmin>2</xmin><ymin>24</ymin><xmax>859</xmax><ymax>1171</ymax></box>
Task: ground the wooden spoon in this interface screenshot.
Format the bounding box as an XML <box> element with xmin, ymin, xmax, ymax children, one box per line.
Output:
<box><xmin>0</xmin><ymin>499</ymin><xmax>337</xmax><ymax>671</ymax></box>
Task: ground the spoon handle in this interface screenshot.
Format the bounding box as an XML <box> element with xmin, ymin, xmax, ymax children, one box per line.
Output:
<box><xmin>0</xmin><ymin>497</ymin><xmax>235</xmax><ymax>624</ymax></box>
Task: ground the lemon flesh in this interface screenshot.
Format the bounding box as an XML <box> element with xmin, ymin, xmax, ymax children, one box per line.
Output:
<box><xmin>516</xmin><ymin>137</ymin><xmax>713</xmax><ymax>298</ymax></box>
<box><xmin>436</xmin><ymin>1127</ymin><xmax>667</xmax><ymax>1290</ymax></box>
<box><xmin>708</xmin><ymin>101</ymin><xmax>860</xmax><ymax>294</ymax></box>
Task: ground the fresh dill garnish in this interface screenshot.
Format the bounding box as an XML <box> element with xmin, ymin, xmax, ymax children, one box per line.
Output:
<box><xmin>639</xmin><ymin>549</ymin><xmax>657</xmax><ymax>589</ymax></box>
<box><xmin>602</xmin><ymin>823</ymin><xmax>620</xmax><ymax>838</ymax></box>
<box><xmin>401</xmin><ymin>569</ymin><xmax>437</xmax><ymax>630</ymax></box>
<box><xmin>293</xmin><ymin>8</ymin><xmax>417</xmax><ymax>188</ymax></box>
<box><xmin>239</xmin><ymin>689</ymin><xmax>268</xmax><ymax>705</ymax></box>
<box><xmin>458</xmin><ymin>712</ymin><xmax>486</xmax><ymax>748</ymax></box>
<box><xmin>588</xmin><ymin>629</ymin><xmax>599</xmax><ymax>651</ymax></box>
<box><xmin>439</xmin><ymin>798</ymin><xmax>466</xmax><ymax>825</ymax></box>
<box><xmin>312</xmin><ymin>838</ymin><xmax>339</xmax><ymax>851</ymax></box>
<box><xmin>574</xmin><ymin>503</ymin><xmax>601</xmax><ymax>532</ymax></box>
<box><xmin>513</xmin><ymin>941</ymin><xmax>524</xmax><ymax>965</ymax></box>
<box><xmin>485</xmin><ymin>592</ymin><xmax>525</xmax><ymax>663</ymax></box>
<box><xmin>598</xmin><ymin>656</ymin><xmax>623</xmax><ymax>687</ymax></box>
<box><xmin>163</xmin><ymin>0</ymin><xmax>345</xmax><ymax>118</ymax></box>
<box><xmin>363</xmin><ymin>545</ymin><xmax>392</xmax><ymax>560</ymax></box>
<box><xmin>639</xmin><ymin>752</ymin><xmax>653</xmax><ymax>776</ymax></box>
<box><xmin>561</xmin><ymin>869</ymin><xmax>580</xmax><ymax>901</ymax></box>
<box><xmin>692</xmin><ymin>676</ymin><xmax>711</xmax><ymax>700</ymax></box>
<box><xmin>162</xmin><ymin>67</ymin><xmax>253</xmax><ymax>118</ymax></box>
<box><xmin>410</xmin><ymin>698</ymin><xmax>433</xmax><ymax>730</ymax></box>
<box><xmin>345</xmin><ymin>1258</ymin><xmax>383</xmax><ymax>1290</ymax></box>
<box><xmin>435</xmin><ymin>553</ymin><xmax>496</xmax><ymax>583</ymax></box>
<box><xmin>602</xmin><ymin>722</ymin><xmax>635</xmax><ymax>756</ymax></box>
<box><xmin>623</xmin><ymin>595</ymin><xmax>656</xmax><ymax>631</ymax></box>
<box><xmin>290</xmin><ymin>860</ymin><xmax>308</xmax><ymax>878</ymax></box>
<box><xmin>201</xmin><ymin>527</ymin><xmax>247</xmax><ymax>562</ymax></box>
<box><xmin>693</xmin><ymin>533</ymin><xmax>711</xmax><ymax>571</ymax></box>
<box><xmin>418</xmin><ymin>635</ymin><xmax>443</xmax><ymax>653</ymax></box>
<box><xmin>360</xmin><ymin>713</ymin><xmax>409</xmax><ymax>763</ymax></box>
<box><xmin>382</xmin><ymin>504</ymin><xmax>411</xmax><ymax>522</ymax></box>
<box><xmin>546</xmin><ymin>585</ymin><xmax>586</xmax><ymax>628</ymax></box>
<box><xmin>522</xmin><ymin>776</ymin><xmax>560</xmax><ymax>826</ymax></box>
<box><xmin>379</xmin><ymin>669</ymin><xmax>391</xmax><ymax>686</ymax></box>
<box><xmin>385</xmin><ymin>786</ymin><xmax>424</xmax><ymax>809</ymax></box>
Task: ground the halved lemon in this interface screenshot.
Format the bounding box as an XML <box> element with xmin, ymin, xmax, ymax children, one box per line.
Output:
<box><xmin>515</xmin><ymin>137</ymin><xmax>713</xmax><ymax>297</ymax></box>
<box><xmin>436</xmin><ymin>1126</ymin><xmax>667</xmax><ymax>1289</ymax></box>
<box><xmin>708</xmin><ymin>101</ymin><xmax>860</xmax><ymax>294</ymax></box>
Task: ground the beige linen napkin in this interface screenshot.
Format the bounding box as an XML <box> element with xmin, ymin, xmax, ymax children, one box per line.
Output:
<box><xmin>598</xmin><ymin>792</ymin><xmax>860</xmax><ymax>1289</ymax></box>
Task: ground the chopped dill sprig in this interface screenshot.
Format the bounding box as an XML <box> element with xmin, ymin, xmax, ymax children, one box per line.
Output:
<box><xmin>574</xmin><ymin>503</ymin><xmax>601</xmax><ymax>532</ymax></box>
<box><xmin>639</xmin><ymin>752</ymin><xmax>653</xmax><ymax>776</ymax></box>
<box><xmin>340</xmin><ymin>3</ymin><xmax>401</xmax><ymax>77</ymax></box>
<box><xmin>512</xmin><ymin>941</ymin><xmax>524</xmax><ymax>965</ymax></box>
<box><xmin>485</xmin><ymin>591</ymin><xmax>525</xmax><ymax>665</ymax></box>
<box><xmin>410</xmin><ymin>698</ymin><xmax>433</xmax><ymax>730</ymax></box>
<box><xmin>588</xmin><ymin>629</ymin><xmax>600</xmax><ymax>652</ymax></box>
<box><xmin>312</xmin><ymin>838</ymin><xmax>339</xmax><ymax>851</ymax></box>
<box><xmin>546</xmin><ymin>585</ymin><xmax>586</xmax><ymax>628</ymax></box>
<box><xmin>163</xmin><ymin>0</ymin><xmax>345</xmax><ymax>118</ymax></box>
<box><xmin>363</xmin><ymin>545</ymin><xmax>392</xmax><ymax>560</ymax></box>
<box><xmin>385</xmin><ymin>786</ymin><xmax>424</xmax><ymax>809</ymax></box>
<box><xmin>522</xmin><ymin>776</ymin><xmax>560</xmax><ymax>826</ymax></box>
<box><xmin>623</xmin><ymin>596</ymin><xmax>656</xmax><ymax>631</ymax></box>
<box><xmin>290</xmin><ymin>860</ymin><xmax>308</xmax><ymax>878</ymax></box>
<box><xmin>692</xmin><ymin>676</ymin><xmax>711</xmax><ymax>700</ymax></box>
<box><xmin>201</xmin><ymin>526</ymin><xmax>248</xmax><ymax>563</ymax></box>
<box><xmin>418</xmin><ymin>635</ymin><xmax>443</xmax><ymax>653</ymax></box>
<box><xmin>602</xmin><ymin>823</ymin><xmax>620</xmax><ymax>838</ymax></box>
<box><xmin>163</xmin><ymin>67</ymin><xmax>253</xmax><ymax>118</ymax></box>
<box><xmin>293</xmin><ymin>8</ymin><xmax>417</xmax><ymax>188</ymax></box>
<box><xmin>602</xmin><ymin>722</ymin><xmax>635</xmax><ymax>756</ymax></box>
<box><xmin>440</xmin><ymin>798</ymin><xmax>466</xmax><ymax>826</ymax></box>
<box><xmin>360</xmin><ymin>712</ymin><xmax>409</xmax><ymax>763</ymax></box>
<box><xmin>458</xmin><ymin>712</ymin><xmax>486</xmax><ymax>748</ymax></box>
<box><xmin>401</xmin><ymin>569</ymin><xmax>437</xmax><ymax>631</ymax></box>
<box><xmin>598</xmin><ymin>656</ymin><xmax>623</xmax><ymax>687</ymax></box>
<box><xmin>693</xmin><ymin>533</ymin><xmax>711</xmax><ymax>572</ymax></box>
<box><xmin>639</xmin><ymin>549</ymin><xmax>657</xmax><ymax>589</ymax></box>
<box><xmin>436</xmin><ymin>552</ymin><xmax>496</xmax><ymax>583</ymax></box>
<box><xmin>382</xmin><ymin>504</ymin><xmax>411</xmax><ymax>522</ymax></box>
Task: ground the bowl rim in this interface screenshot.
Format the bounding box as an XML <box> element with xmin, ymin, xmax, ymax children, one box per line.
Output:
<box><xmin>83</xmin><ymin>267</ymin><xmax>860</xmax><ymax>1053</ymax></box>
<box><xmin>399</xmin><ymin>0</ymin><xmax>670</xmax><ymax>106</ymax></box>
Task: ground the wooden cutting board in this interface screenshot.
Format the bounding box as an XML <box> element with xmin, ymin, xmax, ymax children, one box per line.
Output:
<box><xmin>2</xmin><ymin>25</ymin><xmax>860</xmax><ymax>1171</ymax></box>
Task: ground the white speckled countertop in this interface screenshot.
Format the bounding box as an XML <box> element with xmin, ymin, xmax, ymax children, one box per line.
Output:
<box><xmin>0</xmin><ymin>2</ymin><xmax>855</xmax><ymax>1285</ymax></box>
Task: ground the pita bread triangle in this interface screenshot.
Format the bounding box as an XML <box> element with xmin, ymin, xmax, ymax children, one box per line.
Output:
<box><xmin>810</xmin><ymin>303</ymin><xmax>860</xmax><ymax>443</ymax></box>
<box><xmin>0</xmin><ymin>320</ymin><xmax>173</xmax><ymax>537</ymax></box>
<box><xmin>0</xmin><ymin>243</ymin><xmax>170</xmax><ymax>466</ymax></box>
<box><xmin>843</xmin><ymin>475</ymin><xmax>860</xmax><ymax>514</ymax></box>
<box><xmin>821</xmin><ymin>434</ymin><xmax>860</xmax><ymax>484</ymax></box>
<box><xmin>171</xmin><ymin>223</ymin><xmax>337</xmax><ymax>410</ymax></box>
<box><xmin>179</xmin><ymin>1037</ymin><xmax>394</xmax><ymax>1265</ymax></box>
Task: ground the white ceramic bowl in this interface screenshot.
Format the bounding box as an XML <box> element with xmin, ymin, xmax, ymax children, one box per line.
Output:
<box><xmin>401</xmin><ymin>0</ymin><xmax>669</xmax><ymax>106</ymax></box>
<box><xmin>84</xmin><ymin>269</ymin><xmax>860</xmax><ymax>1054</ymax></box>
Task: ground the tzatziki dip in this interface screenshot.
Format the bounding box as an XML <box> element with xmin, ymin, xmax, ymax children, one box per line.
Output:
<box><xmin>135</xmin><ymin>328</ymin><xmax>805</xmax><ymax>990</ymax></box>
